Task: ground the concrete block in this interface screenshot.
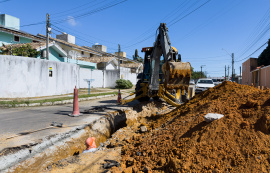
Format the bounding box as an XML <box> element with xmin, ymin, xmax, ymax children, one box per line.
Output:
<box><xmin>204</xmin><ymin>113</ymin><xmax>224</xmax><ymax>122</ymax></box>
<box><xmin>42</xmin><ymin>102</ymin><xmax>53</xmax><ymax>106</ymax></box>
<box><xmin>53</xmin><ymin>101</ymin><xmax>62</xmax><ymax>105</ymax></box>
<box><xmin>62</xmin><ymin>100</ymin><xmax>73</xmax><ymax>104</ymax></box>
<box><xmin>28</xmin><ymin>103</ymin><xmax>41</xmax><ymax>107</ymax></box>
<box><xmin>15</xmin><ymin>104</ymin><xmax>28</xmax><ymax>107</ymax></box>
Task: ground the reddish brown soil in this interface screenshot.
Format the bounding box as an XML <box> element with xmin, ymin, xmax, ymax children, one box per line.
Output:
<box><xmin>117</xmin><ymin>82</ymin><xmax>270</xmax><ymax>172</ymax></box>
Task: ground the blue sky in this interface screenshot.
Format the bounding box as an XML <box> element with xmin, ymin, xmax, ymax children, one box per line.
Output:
<box><xmin>1</xmin><ymin>0</ymin><xmax>270</xmax><ymax>77</ymax></box>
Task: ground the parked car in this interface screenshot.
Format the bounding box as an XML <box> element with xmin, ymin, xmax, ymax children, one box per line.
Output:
<box><xmin>189</xmin><ymin>79</ymin><xmax>195</xmax><ymax>85</ymax></box>
<box><xmin>212</xmin><ymin>79</ymin><xmax>220</xmax><ymax>86</ymax></box>
<box><xmin>195</xmin><ymin>78</ymin><xmax>215</xmax><ymax>94</ymax></box>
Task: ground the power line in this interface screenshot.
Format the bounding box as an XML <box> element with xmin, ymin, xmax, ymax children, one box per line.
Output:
<box><xmin>122</xmin><ymin>0</ymin><xmax>191</xmax><ymax>46</ymax></box>
<box><xmin>51</xmin><ymin>24</ymin><xmax>118</xmax><ymax>51</ymax></box>
<box><xmin>235</xmin><ymin>40</ymin><xmax>268</xmax><ymax>62</ymax></box>
<box><xmin>51</xmin><ymin>23</ymin><xmax>118</xmax><ymax>46</ymax></box>
<box><xmin>51</xmin><ymin>24</ymin><xmax>119</xmax><ymax>52</ymax></box>
<box><xmin>236</xmin><ymin>23</ymin><xmax>270</xmax><ymax>60</ymax></box>
<box><xmin>50</xmin><ymin>0</ymin><xmax>100</xmax><ymax>16</ymax></box>
<box><xmin>180</xmin><ymin>0</ymin><xmax>242</xmax><ymax>41</ymax></box>
<box><xmin>20</xmin><ymin>21</ymin><xmax>46</xmax><ymax>28</ymax></box>
<box><xmin>52</xmin><ymin>0</ymin><xmax>128</xmax><ymax>24</ymax></box>
<box><xmin>167</xmin><ymin>0</ymin><xmax>202</xmax><ymax>26</ymax></box>
<box><xmin>20</xmin><ymin>0</ymin><xmax>127</xmax><ymax>28</ymax></box>
<box><xmin>235</xmin><ymin>7</ymin><xmax>270</xmax><ymax>60</ymax></box>
<box><xmin>168</xmin><ymin>0</ymin><xmax>212</xmax><ymax>27</ymax></box>
<box><xmin>123</xmin><ymin>0</ymin><xmax>211</xmax><ymax>48</ymax></box>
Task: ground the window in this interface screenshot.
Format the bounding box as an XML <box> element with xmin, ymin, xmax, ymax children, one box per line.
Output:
<box><xmin>14</xmin><ymin>36</ymin><xmax>20</xmax><ymax>42</ymax></box>
<box><xmin>81</xmin><ymin>51</ymin><xmax>84</xmax><ymax>55</ymax></box>
<box><xmin>198</xmin><ymin>80</ymin><xmax>213</xmax><ymax>84</ymax></box>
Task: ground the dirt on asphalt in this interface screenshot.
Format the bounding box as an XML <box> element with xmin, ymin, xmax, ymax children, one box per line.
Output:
<box><xmin>46</xmin><ymin>81</ymin><xmax>270</xmax><ymax>173</ymax></box>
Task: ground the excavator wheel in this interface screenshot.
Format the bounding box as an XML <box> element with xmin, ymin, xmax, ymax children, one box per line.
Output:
<box><xmin>135</xmin><ymin>80</ymin><xmax>150</xmax><ymax>102</ymax></box>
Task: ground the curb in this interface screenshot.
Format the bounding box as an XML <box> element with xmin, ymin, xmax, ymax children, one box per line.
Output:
<box><xmin>2</xmin><ymin>94</ymin><xmax>117</xmax><ymax>108</ymax></box>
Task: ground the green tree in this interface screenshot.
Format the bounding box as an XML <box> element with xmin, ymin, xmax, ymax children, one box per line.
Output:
<box><xmin>133</xmin><ymin>49</ymin><xmax>143</xmax><ymax>63</ymax></box>
<box><xmin>135</xmin><ymin>49</ymin><xmax>139</xmax><ymax>57</ymax></box>
<box><xmin>191</xmin><ymin>67</ymin><xmax>206</xmax><ymax>79</ymax></box>
<box><xmin>258</xmin><ymin>39</ymin><xmax>270</xmax><ymax>66</ymax></box>
<box><xmin>0</xmin><ymin>43</ymin><xmax>40</xmax><ymax>57</ymax></box>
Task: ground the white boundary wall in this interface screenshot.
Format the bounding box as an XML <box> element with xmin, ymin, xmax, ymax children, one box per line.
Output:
<box><xmin>79</xmin><ymin>68</ymin><xmax>103</xmax><ymax>88</ymax></box>
<box><xmin>79</xmin><ymin>67</ymin><xmax>138</xmax><ymax>89</ymax></box>
<box><xmin>0</xmin><ymin>55</ymin><xmax>79</xmax><ymax>98</ymax></box>
<box><xmin>0</xmin><ymin>55</ymin><xmax>138</xmax><ymax>98</ymax></box>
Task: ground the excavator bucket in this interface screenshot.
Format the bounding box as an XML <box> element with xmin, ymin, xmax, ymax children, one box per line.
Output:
<box><xmin>162</xmin><ymin>61</ymin><xmax>191</xmax><ymax>91</ymax></box>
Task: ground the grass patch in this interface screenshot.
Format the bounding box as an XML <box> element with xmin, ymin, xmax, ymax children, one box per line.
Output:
<box><xmin>0</xmin><ymin>92</ymin><xmax>118</xmax><ymax>107</ymax></box>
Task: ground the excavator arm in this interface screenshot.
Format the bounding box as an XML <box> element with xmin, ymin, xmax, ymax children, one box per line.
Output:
<box><xmin>149</xmin><ymin>23</ymin><xmax>173</xmax><ymax>92</ymax></box>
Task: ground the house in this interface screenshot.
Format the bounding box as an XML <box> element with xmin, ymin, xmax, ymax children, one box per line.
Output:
<box><xmin>242</xmin><ymin>58</ymin><xmax>270</xmax><ymax>88</ymax></box>
<box><xmin>78</xmin><ymin>56</ymin><xmax>143</xmax><ymax>73</ymax></box>
<box><xmin>37</xmin><ymin>33</ymin><xmax>113</xmax><ymax>58</ymax></box>
<box><xmin>37</xmin><ymin>34</ymin><xmax>117</xmax><ymax>69</ymax></box>
<box><xmin>0</xmin><ymin>15</ymin><xmax>43</xmax><ymax>46</ymax></box>
<box><xmin>120</xmin><ymin>63</ymin><xmax>143</xmax><ymax>73</ymax></box>
<box><xmin>242</xmin><ymin>58</ymin><xmax>258</xmax><ymax>85</ymax></box>
<box><xmin>78</xmin><ymin>56</ymin><xmax>118</xmax><ymax>70</ymax></box>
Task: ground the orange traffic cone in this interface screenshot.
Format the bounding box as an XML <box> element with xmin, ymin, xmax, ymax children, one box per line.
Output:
<box><xmin>117</xmin><ymin>89</ymin><xmax>122</xmax><ymax>103</ymax></box>
<box><xmin>69</xmin><ymin>86</ymin><xmax>81</xmax><ymax>117</ymax></box>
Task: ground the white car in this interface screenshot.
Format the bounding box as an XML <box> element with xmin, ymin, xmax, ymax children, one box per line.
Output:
<box><xmin>189</xmin><ymin>79</ymin><xmax>195</xmax><ymax>85</ymax></box>
<box><xmin>212</xmin><ymin>79</ymin><xmax>220</xmax><ymax>86</ymax></box>
<box><xmin>195</xmin><ymin>78</ymin><xmax>215</xmax><ymax>94</ymax></box>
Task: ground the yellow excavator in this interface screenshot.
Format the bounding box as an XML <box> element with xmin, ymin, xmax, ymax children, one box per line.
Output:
<box><xmin>121</xmin><ymin>23</ymin><xmax>192</xmax><ymax>107</ymax></box>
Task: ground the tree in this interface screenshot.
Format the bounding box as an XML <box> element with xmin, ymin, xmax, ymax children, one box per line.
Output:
<box><xmin>0</xmin><ymin>43</ymin><xmax>40</xmax><ymax>57</ymax></box>
<box><xmin>133</xmin><ymin>49</ymin><xmax>143</xmax><ymax>63</ymax></box>
<box><xmin>258</xmin><ymin>39</ymin><xmax>270</xmax><ymax>66</ymax></box>
<box><xmin>135</xmin><ymin>49</ymin><xmax>139</xmax><ymax>58</ymax></box>
<box><xmin>191</xmin><ymin>67</ymin><xmax>206</xmax><ymax>79</ymax></box>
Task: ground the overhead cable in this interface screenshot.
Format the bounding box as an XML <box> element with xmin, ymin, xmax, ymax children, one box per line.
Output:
<box><xmin>235</xmin><ymin>40</ymin><xmax>268</xmax><ymax>62</ymax></box>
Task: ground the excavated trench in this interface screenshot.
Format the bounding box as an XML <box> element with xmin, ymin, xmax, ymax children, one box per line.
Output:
<box><xmin>0</xmin><ymin>109</ymin><xmax>130</xmax><ymax>173</ymax></box>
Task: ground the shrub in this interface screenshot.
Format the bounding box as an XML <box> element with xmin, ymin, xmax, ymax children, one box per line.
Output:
<box><xmin>115</xmin><ymin>79</ymin><xmax>133</xmax><ymax>89</ymax></box>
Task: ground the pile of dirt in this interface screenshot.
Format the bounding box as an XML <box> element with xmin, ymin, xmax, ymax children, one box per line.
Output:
<box><xmin>116</xmin><ymin>81</ymin><xmax>270</xmax><ymax>172</ymax></box>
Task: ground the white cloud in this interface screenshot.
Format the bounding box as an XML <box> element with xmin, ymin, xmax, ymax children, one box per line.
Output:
<box><xmin>67</xmin><ymin>16</ymin><xmax>77</xmax><ymax>26</ymax></box>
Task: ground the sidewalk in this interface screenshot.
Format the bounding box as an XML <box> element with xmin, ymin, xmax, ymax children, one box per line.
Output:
<box><xmin>0</xmin><ymin>87</ymin><xmax>134</xmax><ymax>107</ymax></box>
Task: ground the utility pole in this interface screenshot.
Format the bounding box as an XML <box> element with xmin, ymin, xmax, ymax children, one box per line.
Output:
<box><xmin>240</xmin><ymin>66</ymin><xmax>242</xmax><ymax>84</ymax></box>
<box><xmin>240</xmin><ymin>66</ymin><xmax>241</xmax><ymax>77</ymax></box>
<box><xmin>46</xmin><ymin>13</ymin><xmax>51</xmax><ymax>60</ymax></box>
<box><xmin>118</xmin><ymin>44</ymin><xmax>121</xmax><ymax>79</ymax></box>
<box><xmin>228</xmin><ymin>66</ymin><xmax>230</xmax><ymax>80</ymax></box>
<box><xmin>200</xmin><ymin>65</ymin><xmax>205</xmax><ymax>78</ymax></box>
<box><xmin>222</xmin><ymin>49</ymin><xmax>235</xmax><ymax>81</ymax></box>
<box><xmin>225</xmin><ymin>65</ymin><xmax>226</xmax><ymax>80</ymax></box>
<box><xmin>232</xmin><ymin>53</ymin><xmax>234</xmax><ymax>82</ymax></box>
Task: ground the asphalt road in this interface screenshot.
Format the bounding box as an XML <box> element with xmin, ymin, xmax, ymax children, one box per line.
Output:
<box><xmin>0</xmin><ymin>93</ymin><xmax>137</xmax><ymax>151</ymax></box>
